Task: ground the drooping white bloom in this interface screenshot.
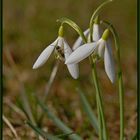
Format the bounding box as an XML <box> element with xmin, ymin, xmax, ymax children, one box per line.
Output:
<box><xmin>65</xmin><ymin>42</ymin><xmax>97</xmax><ymax>64</ymax></box>
<box><xmin>33</xmin><ymin>36</ymin><xmax>79</xmax><ymax>79</ymax></box>
<box><xmin>73</xmin><ymin>18</ymin><xmax>101</xmax><ymax>50</ymax></box>
<box><xmin>92</xmin><ymin>23</ymin><xmax>101</xmax><ymax>41</ymax></box>
<box><xmin>73</xmin><ymin>29</ymin><xmax>89</xmax><ymax>50</ymax></box>
<box><xmin>65</xmin><ymin>29</ymin><xmax>115</xmax><ymax>83</ymax></box>
<box><xmin>104</xmin><ymin>41</ymin><xmax>115</xmax><ymax>83</ymax></box>
<box><xmin>33</xmin><ymin>39</ymin><xmax>58</xmax><ymax>69</ymax></box>
<box><xmin>96</xmin><ymin>39</ymin><xmax>115</xmax><ymax>83</ymax></box>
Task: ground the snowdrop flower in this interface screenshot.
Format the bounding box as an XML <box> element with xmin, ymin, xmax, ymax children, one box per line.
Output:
<box><xmin>73</xmin><ymin>16</ymin><xmax>101</xmax><ymax>50</ymax></box>
<box><xmin>73</xmin><ymin>29</ymin><xmax>89</xmax><ymax>50</ymax></box>
<box><xmin>65</xmin><ymin>29</ymin><xmax>115</xmax><ymax>83</ymax></box>
<box><xmin>33</xmin><ymin>26</ymin><xmax>79</xmax><ymax>79</ymax></box>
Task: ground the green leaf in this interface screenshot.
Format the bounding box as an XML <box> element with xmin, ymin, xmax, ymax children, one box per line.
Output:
<box><xmin>19</xmin><ymin>85</ymin><xmax>36</xmax><ymax>126</ymax></box>
<box><xmin>26</xmin><ymin>121</ymin><xmax>62</xmax><ymax>140</ymax></box>
<box><xmin>76</xmin><ymin>88</ymin><xmax>99</xmax><ymax>134</ymax></box>
<box><xmin>56</xmin><ymin>132</ymin><xmax>74</xmax><ymax>139</ymax></box>
<box><xmin>37</xmin><ymin>99</ymin><xmax>83</xmax><ymax>140</ymax></box>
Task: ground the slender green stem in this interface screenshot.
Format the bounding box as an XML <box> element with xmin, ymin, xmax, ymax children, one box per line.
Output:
<box><xmin>90</xmin><ymin>58</ymin><xmax>108</xmax><ymax>140</ymax></box>
<box><xmin>115</xmin><ymin>34</ymin><xmax>124</xmax><ymax>140</ymax></box>
<box><xmin>118</xmin><ymin>73</ymin><xmax>124</xmax><ymax>140</ymax></box>
<box><xmin>101</xmin><ymin>21</ymin><xmax>124</xmax><ymax>140</ymax></box>
<box><xmin>89</xmin><ymin>0</ymin><xmax>113</xmax><ymax>41</ymax></box>
<box><xmin>96</xmin><ymin>94</ymin><xmax>103</xmax><ymax>140</ymax></box>
<box><xmin>57</xmin><ymin>17</ymin><xmax>87</xmax><ymax>43</ymax></box>
<box><xmin>89</xmin><ymin>16</ymin><xmax>109</xmax><ymax>139</ymax></box>
<box><xmin>116</xmin><ymin>45</ymin><xmax>124</xmax><ymax>140</ymax></box>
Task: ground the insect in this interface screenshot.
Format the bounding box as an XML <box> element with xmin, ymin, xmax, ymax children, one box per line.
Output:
<box><xmin>55</xmin><ymin>45</ymin><xmax>65</xmax><ymax>61</ymax></box>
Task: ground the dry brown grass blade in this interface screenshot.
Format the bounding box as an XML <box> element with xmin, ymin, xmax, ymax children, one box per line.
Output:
<box><xmin>4</xmin><ymin>47</ymin><xmax>37</xmax><ymax>125</ymax></box>
<box><xmin>4</xmin><ymin>99</ymin><xmax>26</xmax><ymax>119</ymax></box>
<box><xmin>3</xmin><ymin>115</ymin><xmax>20</xmax><ymax>140</ymax></box>
<box><xmin>43</xmin><ymin>61</ymin><xmax>59</xmax><ymax>102</ymax></box>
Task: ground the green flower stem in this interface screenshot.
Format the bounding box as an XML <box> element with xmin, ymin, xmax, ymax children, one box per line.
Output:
<box><xmin>89</xmin><ymin>0</ymin><xmax>113</xmax><ymax>41</ymax></box>
<box><xmin>57</xmin><ymin>17</ymin><xmax>87</xmax><ymax>43</ymax></box>
<box><xmin>115</xmin><ymin>38</ymin><xmax>124</xmax><ymax>140</ymax></box>
<box><xmin>58</xmin><ymin>26</ymin><xmax>64</xmax><ymax>37</ymax></box>
<box><xmin>101</xmin><ymin>20</ymin><xmax>124</xmax><ymax>140</ymax></box>
<box><xmin>118</xmin><ymin>72</ymin><xmax>124</xmax><ymax>140</ymax></box>
<box><xmin>90</xmin><ymin>58</ymin><xmax>109</xmax><ymax>140</ymax></box>
<box><xmin>96</xmin><ymin>93</ymin><xmax>103</xmax><ymax>140</ymax></box>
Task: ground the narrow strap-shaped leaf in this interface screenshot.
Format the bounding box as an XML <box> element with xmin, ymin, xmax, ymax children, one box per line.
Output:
<box><xmin>38</xmin><ymin>100</ymin><xmax>83</xmax><ymax>140</ymax></box>
<box><xmin>20</xmin><ymin>85</ymin><xmax>37</xmax><ymax>126</ymax></box>
<box><xmin>56</xmin><ymin>132</ymin><xmax>74</xmax><ymax>139</ymax></box>
<box><xmin>76</xmin><ymin>88</ymin><xmax>99</xmax><ymax>134</ymax></box>
<box><xmin>26</xmin><ymin>121</ymin><xmax>62</xmax><ymax>140</ymax></box>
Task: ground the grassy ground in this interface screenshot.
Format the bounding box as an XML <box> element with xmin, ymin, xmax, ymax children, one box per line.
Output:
<box><xmin>3</xmin><ymin>0</ymin><xmax>137</xmax><ymax>139</ymax></box>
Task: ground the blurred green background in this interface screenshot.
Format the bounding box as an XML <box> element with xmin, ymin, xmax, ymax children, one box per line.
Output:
<box><xmin>3</xmin><ymin>0</ymin><xmax>137</xmax><ymax>139</ymax></box>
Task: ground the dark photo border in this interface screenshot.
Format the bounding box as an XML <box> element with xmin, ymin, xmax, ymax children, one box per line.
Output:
<box><xmin>0</xmin><ymin>0</ymin><xmax>3</xmax><ymax>139</ymax></box>
<box><xmin>137</xmin><ymin>0</ymin><xmax>140</xmax><ymax>139</ymax></box>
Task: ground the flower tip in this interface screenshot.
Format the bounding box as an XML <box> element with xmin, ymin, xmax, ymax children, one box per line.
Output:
<box><xmin>73</xmin><ymin>75</ymin><xmax>79</xmax><ymax>79</ymax></box>
<box><xmin>65</xmin><ymin>59</ymin><xmax>69</xmax><ymax>64</ymax></box>
<box><xmin>111</xmin><ymin>76</ymin><xmax>115</xmax><ymax>84</ymax></box>
<box><xmin>32</xmin><ymin>64</ymin><xmax>38</xmax><ymax>69</ymax></box>
<box><xmin>32</xmin><ymin>62</ymin><xmax>40</xmax><ymax>69</ymax></box>
<box><xmin>110</xmin><ymin>79</ymin><xmax>114</xmax><ymax>84</ymax></box>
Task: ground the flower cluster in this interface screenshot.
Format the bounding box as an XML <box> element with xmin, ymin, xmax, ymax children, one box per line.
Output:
<box><xmin>33</xmin><ymin>26</ymin><xmax>79</xmax><ymax>79</ymax></box>
<box><xmin>33</xmin><ymin>17</ymin><xmax>115</xmax><ymax>83</ymax></box>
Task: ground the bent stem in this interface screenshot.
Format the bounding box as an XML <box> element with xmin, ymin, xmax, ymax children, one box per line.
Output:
<box><xmin>115</xmin><ymin>39</ymin><xmax>124</xmax><ymax>140</ymax></box>
<box><xmin>90</xmin><ymin>58</ymin><xmax>108</xmax><ymax>140</ymax></box>
<box><xmin>89</xmin><ymin>0</ymin><xmax>113</xmax><ymax>41</ymax></box>
<box><xmin>57</xmin><ymin>17</ymin><xmax>87</xmax><ymax>43</ymax></box>
<box><xmin>101</xmin><ymin>20</ymin><xmax>124</xmax><ymax>140</ymax></box>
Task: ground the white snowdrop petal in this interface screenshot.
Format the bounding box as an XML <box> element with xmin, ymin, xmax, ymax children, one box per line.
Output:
<box><xmin>66</xmin><ymin>64</ymin><xmax>79</xmax><ymax>79</ymax></box>
<box><xmin>98</xmin><ymin>39</ymin><xmax>105</xmax><ymax>58</ymax></box>
<box><xmin>65</xmin><ymin>42</ymin><xmax>97</xmax><ymax>64</ymax></box>
<box><xmin>104</xmin><ymin>42</ymin><xmax>115</xmax><ymax>83</ymax></box>
<box><xmin>93</xmin><ymin>24</ymin><xmax>101</xmax><ymax>41</ymax></box>
<box><xmin>57</xmin><ymin>37</ymin><xmax>64</xmax><ymax>47</ymax></box>
<box><xmin>33</xmin><ymin>39</ymin><xmax>58</xmax><ymax>69</ymax></box>
<box><xmin>63</xmin><ymin>40</ymin><xmax>72</xmax><ymax>58</ymax></box>
<box><xmin>73</xmin><ymin>29</ymin><xmax>90</xmax><ymax>50</ymax></box>
<box><xmin>64</xmin><ymin>40</ymin><xmax>79</xmax><ymax>79</ymax></box>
